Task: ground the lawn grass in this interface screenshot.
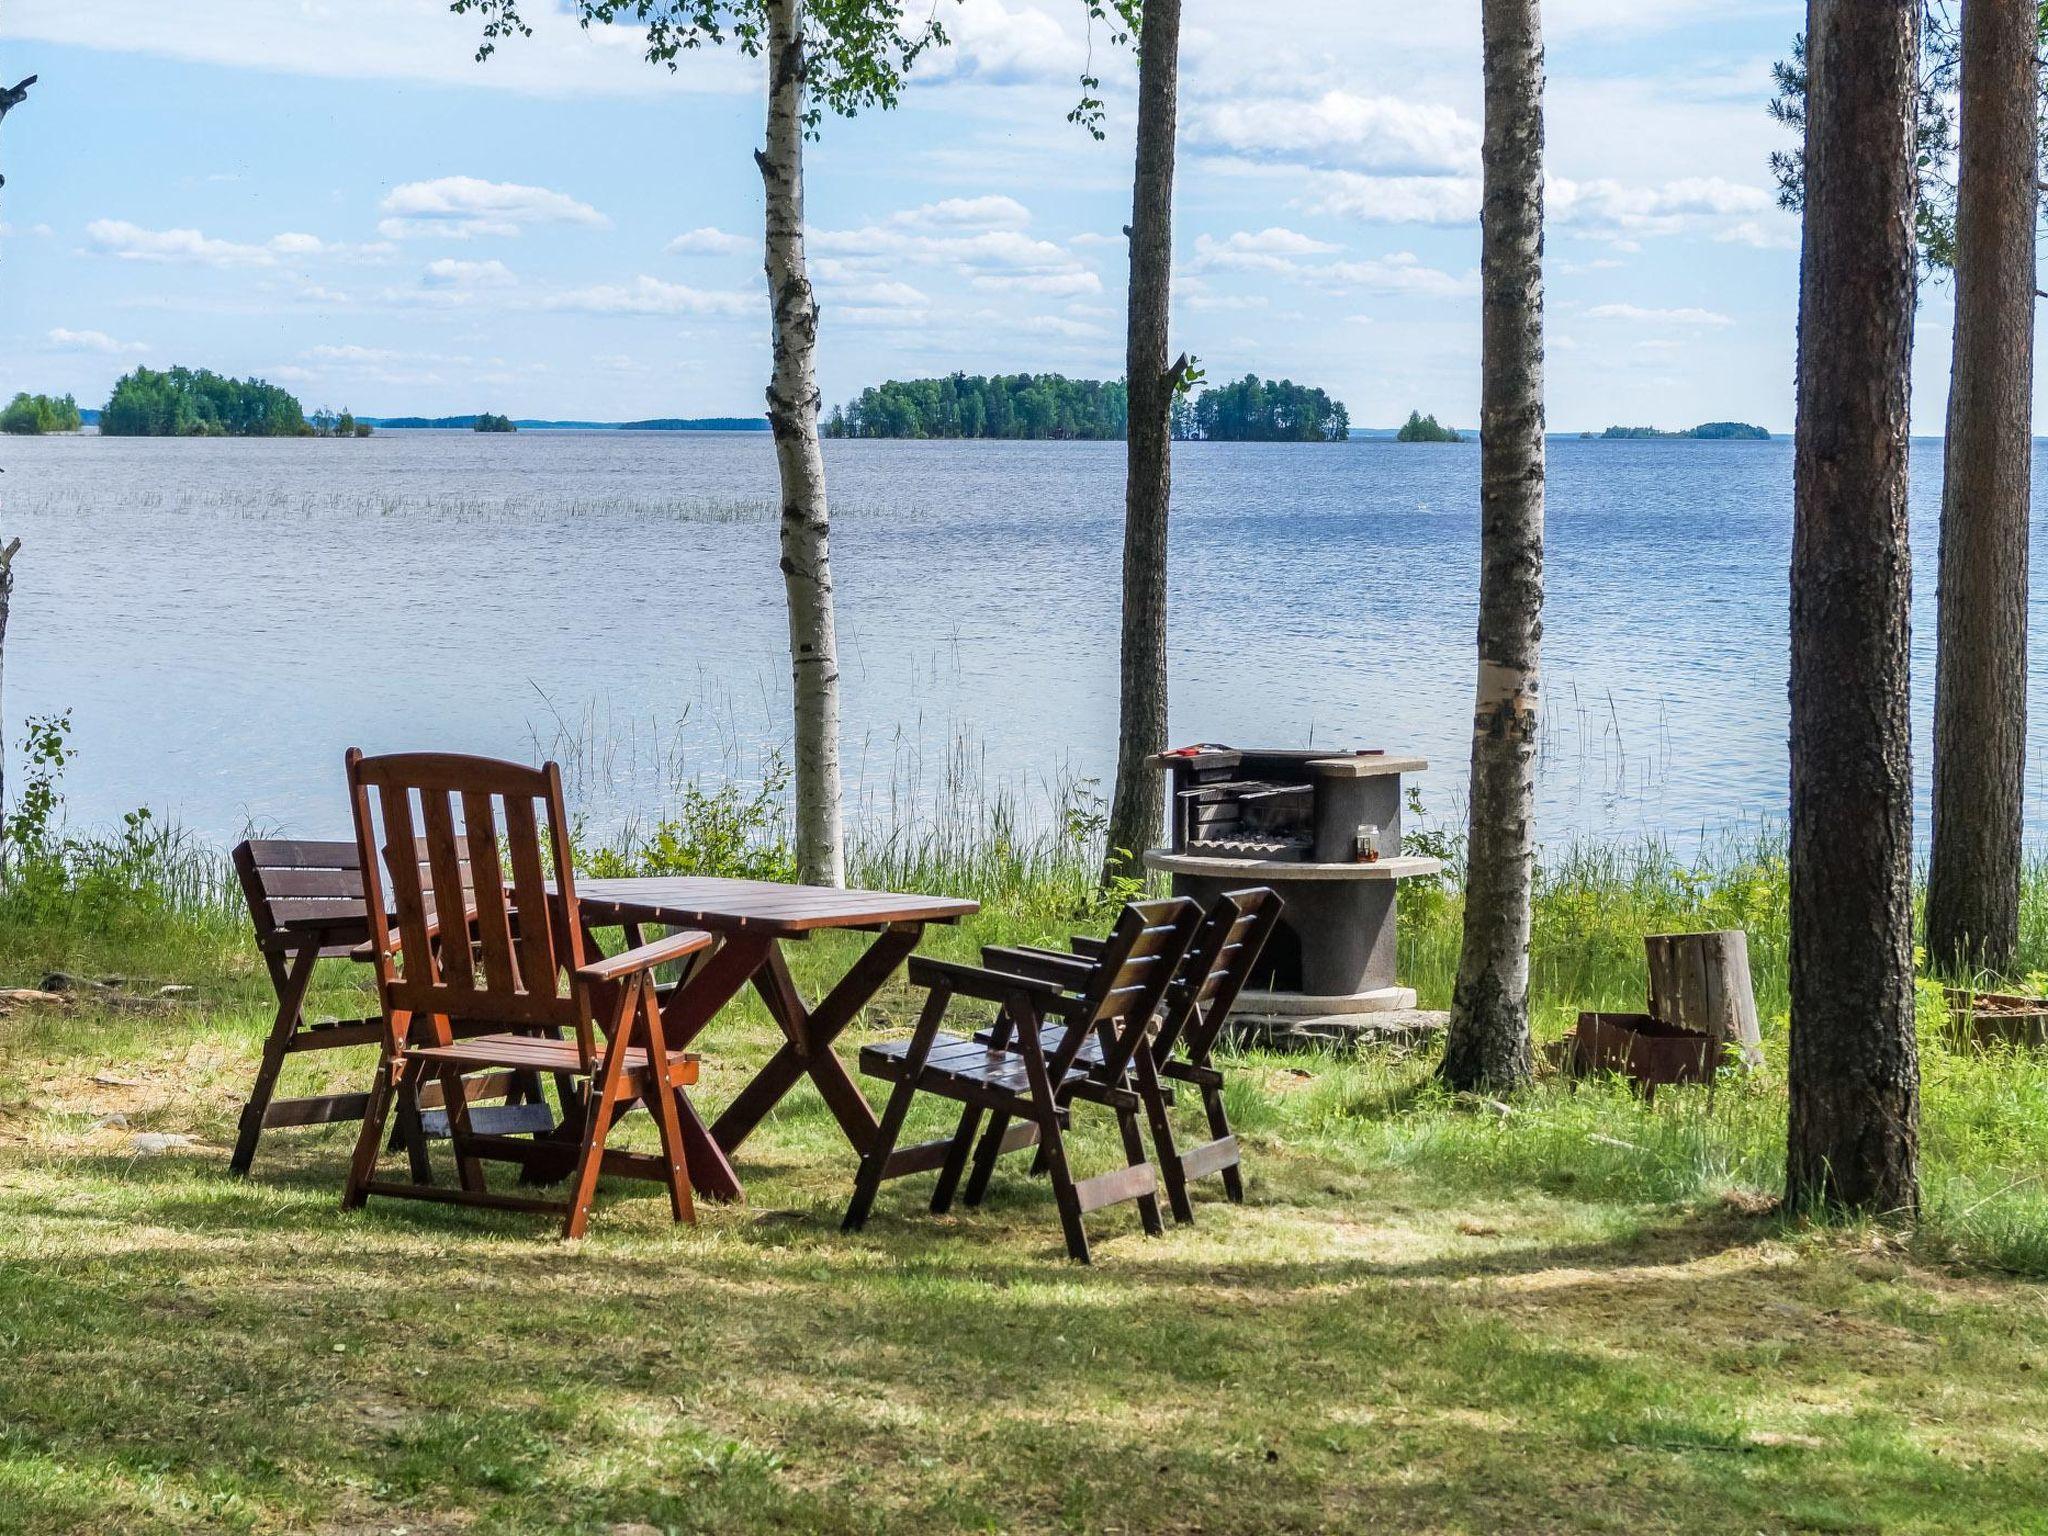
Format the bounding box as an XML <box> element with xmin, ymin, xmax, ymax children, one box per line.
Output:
<box><xmin>3</xmin><ymin>825</ymin><xmax>2048</xmax><ymax>1533</ymax></box>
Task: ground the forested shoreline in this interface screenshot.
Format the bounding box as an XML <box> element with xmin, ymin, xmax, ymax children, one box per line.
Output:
<box><xmin>825</xmin><ymin>371</ymin><xmax>1349</xmax><ymax>442</ymax></box>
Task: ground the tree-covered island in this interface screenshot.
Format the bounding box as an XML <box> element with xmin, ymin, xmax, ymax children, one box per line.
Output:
<box><xmin>472</xmin><ymin>413</ymin><xmax>517</xmax><ymax>433</ymax></box>
<box><xmin>0</xmin><ymin>392</ymin><xmax>83</xmax><ymax>434</ymax></box>
<box><xmin>100</xmin><ymin>366</ymin><xmax>305</xmax><ymax>437</ymax></box>
<box><xmin>1592</xmin><ymin>421</ymin><xmax>1772</xmax><ymax>440</ymax></box>
<box><xmin>825</xmin><ymin>371</ymin><xmax>1349</xmax><ymax>442</ymax></box>
<box><xmin>1396</xmin><ymin>410</ymin><xmax>1463</xmax><ymax>442</ymax></box>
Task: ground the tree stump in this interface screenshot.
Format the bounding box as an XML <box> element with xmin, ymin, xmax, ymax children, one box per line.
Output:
<box><xmin>1644</xmin><ymin>930</ymin><xmax>1763</xmax><ymax>1069</ymax></box>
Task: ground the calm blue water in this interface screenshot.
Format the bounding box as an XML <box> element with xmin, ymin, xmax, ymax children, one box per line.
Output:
<box><xmin>0</xmin><ymin>429</ymin><xmax>2039</xmax><ymax>852</ymax></box>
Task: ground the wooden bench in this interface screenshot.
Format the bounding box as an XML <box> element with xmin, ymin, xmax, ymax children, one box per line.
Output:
<box><xmin>229</xmin><ymin>838</ymin><xmax>556</xmax><ymax>1176</ymax></box>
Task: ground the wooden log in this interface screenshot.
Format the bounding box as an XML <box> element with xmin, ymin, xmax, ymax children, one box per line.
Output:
<box><xmin>1644</xmin><ymin>930</ymin><xmax>1763</xmax><ymax>1069</ymax></box>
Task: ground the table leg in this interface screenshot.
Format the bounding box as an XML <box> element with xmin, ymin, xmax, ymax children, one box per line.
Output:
<box><xmin>651</xmin><ymin>932</ymin><xmax>773</xmax><ymax>1200</ymax></box>
<box><xmin>711</xmin><ymin>925</ymin><xmax>923</xmax><ymax>1156</ymax></box>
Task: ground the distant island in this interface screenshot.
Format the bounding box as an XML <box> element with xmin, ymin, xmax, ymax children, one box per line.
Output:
<box><xmin>364</xmin><ymin>415</ymin><xmax>768</xmax><ymax>431</ymax></box>
<box><xmin>473</xmin><ymin>413</ymin><xmax>517</xmax><ymax>434</ymax></box>
<box><xmin>101</xmin><ymin>366</ymin><xmax>305</xmax><ymax>437</ymax></box>
<box><xmin>1396</xmin><ymin>410</ymin><xmax>1463</xmax><ymax>444</ymax></box>
<box><xmin>1589</xmin><ymin>422</ymin><xmax>1772</xmax><ymax>441</ymax></box>
<box><xmin>827</xmin><ymin>374</ymin><xmax>1126</xmax><ymax>440</ymax></box>
<box><xmin>1177</xmin><ymin>375</ymin><xmax>1348</xmax><ymax>443</ymax></box>
<box><xmin>1</xmin><ymin>391</ymin><xmax>83</xmax><ymax>435</ymax></box>
<box><xmin>825</xmin><ymin>370</ymin><xmax>1348</xmax><ymax>443</ymax></box>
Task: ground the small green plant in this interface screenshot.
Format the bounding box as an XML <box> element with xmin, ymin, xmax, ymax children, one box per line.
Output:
<box><xmin>577</xmin><ymin>755</ymin><xmax>796</xmax><ymax>884</ymax></box>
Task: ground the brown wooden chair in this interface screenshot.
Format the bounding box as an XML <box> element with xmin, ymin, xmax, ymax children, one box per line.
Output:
<box><xmin>842</xmin><ymin>897</ymin><xmax>1204</xmax><ymax>1262</ymax></box>
<box><xmin>341</xmin><ymin>749</ymin><xmax>713</xmax><ymax>1238</ymax></box>
<box><xmin>976</xmin><ymin>887</ymin><xmax>1284</xmax><ymax>1222</ymax></box>
<box><xmin>229</xmin><ymin>838</ymin><xmax>554</xmax><ymax>1176</ymax></box>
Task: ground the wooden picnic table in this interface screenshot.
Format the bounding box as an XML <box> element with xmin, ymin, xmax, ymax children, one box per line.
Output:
<box><xmin>574</xmin><ymin>876</ymin><xmax>979</xmax><ymax>1201</ymax></box>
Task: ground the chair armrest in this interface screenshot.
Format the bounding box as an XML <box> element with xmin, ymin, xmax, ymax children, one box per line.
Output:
<box><xmin>908</xmin><ymin>955</ymin><xmax>1067</xmax><ymax>1005</ymax></box>
<box><xmin>575</xmin><ymin>928</ymin><xmax>715</xmax><ymax>984</ymax></box>
<box><xmin>1068</xmin><ymin>934</ymin><xmax>1109</xmax><ymax>958</ymax></box>
<box><xmin>980</xmin><ymin>945</ymin><xmax>1093</xmax><ymax>989</ymax></box>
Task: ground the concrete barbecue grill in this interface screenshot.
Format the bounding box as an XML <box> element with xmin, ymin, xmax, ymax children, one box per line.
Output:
<box><xmin>1143</xmin><ymin>747</ymin><xmax>1442</xmax><ymax>1029</ymax></box>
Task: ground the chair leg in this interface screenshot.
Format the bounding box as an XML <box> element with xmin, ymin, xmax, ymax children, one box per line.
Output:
<box><xmin>563</xmin><ymin>1058</ymin><xmax>630</xmax><ymax>1242</ymax></box>
<box><xmin>962</xmin><ymin>1109</ymin><xmax>1012</xmax><ymax>1207</ymax></box>
<box><xmin>1203</xmin><ymin>1083</ymin><xmax>1243</xmax><ymax>1203</ymax></box>
<box><xmin>231</xmin><ymin>946</ymin><xmax>318</xmax><ymax>1176</ymax></box>
<box><xmin>394</xmin><ymin>1082</ymin><xmax>433</xmax><ymax>1185</ymax></box>
<box><xmin>842</xmin><ymin>1075</ymin><xmax>919</xmax><ymax>1232</ymax></box>
<box><xmin>930</xmin><ymin>1104</ymin><xmax>984</xmax><ymax>1214</ymax></box>
<box><xmin>1117</xmin><ymin>1105</ymin><xmax>1165</xmax><ymax>1237</ymax></box>
<box><xmin>1138</xmin><ymin>1056</ymin><xmax>1193</xmax><ymax>1225</ymax></box>
<box><xmin>343</xmin><ymin>1054</ymin><xmax>408</xmax><ymax>1211</ymax></box>
<box><xmin>639</xmin><ymin>979</ymin><xmax>697</xmax><ymax>1226</ymax></box>
<box><xmin>1035</xmin><ymin>1101</ymin><xmax>1090</xmax><ymax>1263</ymax></box>
<box><xmin>436</xmin><ymin>1064</ymin><xmax>487</xmax><ymax>1194</ymax></box>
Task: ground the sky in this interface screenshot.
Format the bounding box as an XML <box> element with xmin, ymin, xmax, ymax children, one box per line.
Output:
<box><xmin>0</xmin><ymin>0</ymin><xmax>1985</xmax><ymax>432</ymax></box>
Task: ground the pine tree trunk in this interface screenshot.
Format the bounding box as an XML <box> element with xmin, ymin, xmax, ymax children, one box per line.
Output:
<box><xmin>0</xmin><ymin>539</ymin><xmax>15</xmax><ymax>815</ymax></box>
<box><xmin>1786</xmin><ymin>0</ymin><xmax>1921</xmax><ymax>1218</ymax></box>
<box><xmin>1925</xmin><ymin>0</ymin><xmax>2036</xmax><ymax>975</ymax></box>
<box><xmin>758</xmin><ymin>0</ymin><xmax>844</xmax><ymax>887</ymax></box>
<box><xmin>1100</xmin><ymin>0</ymin><xmax>1183</xmax><ymax>887</ymax></box>
<box><xmin>1440</xmin><ymin>0</ymin><xmax>1545</xmax><ymax>1094</ymax></box>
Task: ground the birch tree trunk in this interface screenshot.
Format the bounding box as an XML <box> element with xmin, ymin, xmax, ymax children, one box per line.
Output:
<box><xmin>1786</xmin><ymin>0</ymin><xmax>1921</xmax><ymax>1218</ymax></box>
<box><xmin>758</xmin><ymin>0</ymin><xmax>844</xmax><ymax>887</ymax></box>
<box><xmin>1440</xmin><ymin>0</ymin><xmax>1545</xmax><ymax>1094</ymax></box>
<box><xmin>1925</xmin><ymin>0</ymin><xmax>2037</xmax><ymax>975</ymax></box>
<box><xmin>1100</xmin><ymin>0</ymin><xmax>1184</xmax><ymax>887</ymax></box>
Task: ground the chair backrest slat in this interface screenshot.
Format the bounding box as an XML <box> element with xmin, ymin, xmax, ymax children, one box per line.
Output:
<box><xmin>347</xmin><ymin>750</ymin><xmax>588</xmax><ymax>1056</ymax></box>
<box><xmin>1049</xmin><ymin>897</ymin><xmax>1203</xmax><ymax>1082</ymax></box>
<box><xmin>419</xmin><ymin>790</ymin><xmax>473</xmax><ymax>991</ymax></box>
<box><xmin>379</xmin><ymin>782</ymin><xmax>437</xmax><ymax>989</ymax></box>
<box><xmin>502</xmin><ymin>792</ymin><xmax>559</xmax><ymax>992</ymax></box>
<box><xmin>460</xmin><ymin>790</ymin><xmax>519</xmax><ymax>994</ymax></box>
<box><xmin>233</xmin><ymin>839</ymin><xmax>368</xmax><ymax>946</ymax></box>
<box><xmin>1156</xmin><ymin>887</ymin><xmax>1285</xmax><ymax>1067</ymax></box>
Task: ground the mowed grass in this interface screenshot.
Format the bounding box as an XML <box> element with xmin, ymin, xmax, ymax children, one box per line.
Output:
<box><xmin>4</xmin><ymin>838</ymin><xmax>2048</xmax><ymax>1533</ymax></box>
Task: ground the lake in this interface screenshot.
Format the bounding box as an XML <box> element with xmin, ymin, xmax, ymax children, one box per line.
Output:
<box><xmin>2</xmin><ymin>428</ymin><xmax>2043</xmax><ymax>854</ymax></box>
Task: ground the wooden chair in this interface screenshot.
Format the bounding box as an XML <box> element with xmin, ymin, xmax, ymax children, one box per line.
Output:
<box><xmin>341</xmin><ymin>749</ymin><xmax>713</xmax><ymax>1238</ymax></box>
<box><xmin>842</xmin><ymin>897</ymin><xmax>1204</xmax><ymax>1263</ymax></box>
<box><xmin>976</xmin><ymin>887</ymin><xmax>1284</xmax><ymax>1223</ymax></box>
<box><xmin>229</xmin><ymin>838</ymin><xmax>555</xmax><ymax>1176</ymax></box>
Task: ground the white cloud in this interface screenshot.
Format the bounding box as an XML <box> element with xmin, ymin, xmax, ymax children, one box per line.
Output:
<box><xmin>47</xmin><ymin>327</ymin><xmax>148</xmax><ymax>355</ymax></box>
<box><xmin>1187</xmin><ymin>90</ymin><xmax>1481</xmax><ymax>174</ymax></box>
<box><xmin>914</xmin><ymin>0</ymin><xmax>1085</xmax><ymax>86</ymax></box>
<box><xmin>971</xmin><ymin>270</ymin><xmax>1103</xmax><ymax>296</ymax></box>
<box><xmin>1307</xmin><ymin>173</ymin><xmax>1480</xmax><ymax>226</ymax></box>
<box><xmin>1552</xmin><ymin>174</ymin><xmax>1773</xmax><ymax>240</ymax></box>
<box><xmin>422</xmin><ymin>257</ymin><xmax>516</xmax><ymax>288</ymax></box>
<box><xmin>378</xmin><ymin>177</ymin><xmax>609</xmax><ymax>240</ymax></box>
<box><xmin>1193</xmin><ymin>228</ymin><xmax>1342</xmax><ymax>274</ymax></box>
<box><xmin>543</xmin><ymin>275</ymin><xmax>754</xmax><ymax>317</ymax></box>
<box><xmin>890</xmin><ymin>195</ymin><xmax>1034</xmax><ymax>230</ymax></box>
<box><xmin>666</xmin><ymin>226</ymin><xmax>751</xmax><ymax>256</ymax></box>
<box><xmin>1319</xmin><ymin>252</ymin><xmax>1475</xmax><ymax>298</ymax></box>
<box><xmin>0</xmin><ymin>0</ymin><xmax>757</xmax><ymax>97</ymax></box>
<box><xmin>85</xmin><ymin>219</ymin><xmax>390</xmax><ymax>267</ymax></box>
<box><xmin>306</xmin><ymin>344</ymin><xmax>407</xmax><ymax>363</ymax></box>
<box><xmin>823</xmin><ymin>279</ymin><xmax>930</xmax><ymax>309</ymax></box>
<box><xmin>1586</xmin><ymin>302</ymin><xmax>1735</xmax><ymax>326</ymax></box>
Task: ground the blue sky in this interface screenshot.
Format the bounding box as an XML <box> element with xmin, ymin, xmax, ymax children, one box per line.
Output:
<box><xmin>0</xmin><ymin>0</ymin><xmax>1977</xmax><ymax>431</ymax></box>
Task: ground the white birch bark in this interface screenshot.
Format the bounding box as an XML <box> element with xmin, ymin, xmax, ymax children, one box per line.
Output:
<box><xmin>1442</xmin><ymin>0</ymin><xmax>1545</xmax><ymax>1093</ymax></box>
<box><xmin>758</xmin><ymin>0</ymin><xmax>845</xmax><ymax>887</ymax></box>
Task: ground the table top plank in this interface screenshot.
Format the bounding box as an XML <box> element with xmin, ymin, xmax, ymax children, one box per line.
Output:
<box><xmin>573</xmin><ymin>875</ymin><xmax>977</xmax><ymax>936</ymax></box>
